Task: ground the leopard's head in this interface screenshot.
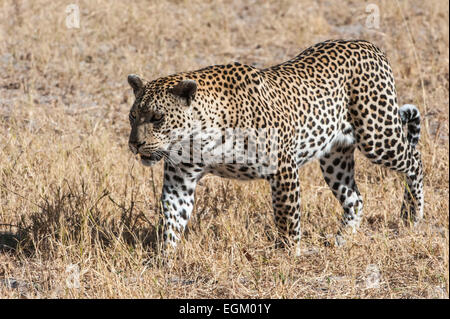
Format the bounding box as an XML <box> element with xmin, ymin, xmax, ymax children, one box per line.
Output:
<box><xmin>127</xmin><ymin>74</ymin><xmax>197</xmax><ymax>166</ymax></box>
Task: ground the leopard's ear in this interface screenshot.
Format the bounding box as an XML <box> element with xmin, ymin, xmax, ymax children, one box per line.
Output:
<box><xmin>128</xmin><ymin>74</ymin><xmax>144</xmax><ymax>96</ymax></box>
<box><xmin>169</xmin><ymin>79</ymin><xmax>197</xmax><ymax>106</ymax></box>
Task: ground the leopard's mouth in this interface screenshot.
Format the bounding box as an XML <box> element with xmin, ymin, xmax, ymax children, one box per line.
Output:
<box><xmin>139</xmin><ymin>153</ymin><xmax>163</xmax><ymax>166</ymax></box>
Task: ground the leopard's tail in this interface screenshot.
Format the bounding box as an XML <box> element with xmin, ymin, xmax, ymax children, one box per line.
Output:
<box><xmin>399</xmin><ymin>104</ymin><xmax>421</xmax><ymax>147</ymax></box>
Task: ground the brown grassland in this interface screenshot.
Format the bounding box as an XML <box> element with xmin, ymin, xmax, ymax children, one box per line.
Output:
<box><xmin>0</xmin><ymin>0</ymin><xmax>448</xmax><ymax>298</ymax></box>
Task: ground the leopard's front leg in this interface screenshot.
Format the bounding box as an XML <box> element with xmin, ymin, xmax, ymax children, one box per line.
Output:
<box><xmin>160</xmin><ymin>162</ymin><xmax>203</xmax><ymax>252</ymax></box>
<box><xmin>267</xmin><ymin>155</ymin><xmax>302</xmax><ymax>256</ymax></box>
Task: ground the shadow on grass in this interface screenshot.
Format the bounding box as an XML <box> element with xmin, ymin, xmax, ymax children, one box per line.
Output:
<box><xmin>0</xmin><ymin>184</ymin><xmax>161</xmax><ymax>258</ymax></box>
<box><xmin>0</xmin><ymin>224</ymin><xmax>24</xmax><ymax>253</ymax></box>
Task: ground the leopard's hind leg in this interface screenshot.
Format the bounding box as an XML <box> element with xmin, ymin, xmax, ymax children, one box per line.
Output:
<box><xmin>319</xmin><ymin>124</ymin><xmax>364</xmax><ymax>244</ymax></box>
<box><xmin>356</xmin><ymin>103</ymin><xmax>424</xmax><ymax>224</ymax></box>
<box><xmin>320</xmin><ymin>143</ymin><xmax>364</xmax><ymax>233</ymax></box>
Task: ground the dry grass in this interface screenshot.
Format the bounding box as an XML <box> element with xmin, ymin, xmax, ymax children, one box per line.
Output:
<box><xmin>0</xmin><ymin>0</ymin><xmax>448</xmax><ymax>299</ymax></box>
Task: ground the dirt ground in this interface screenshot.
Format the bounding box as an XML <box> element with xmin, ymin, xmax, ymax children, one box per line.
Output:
<box><xmin>0</xmin><ymin>0</ymin><xmax>448</xmax><ymax>298</ymax></box>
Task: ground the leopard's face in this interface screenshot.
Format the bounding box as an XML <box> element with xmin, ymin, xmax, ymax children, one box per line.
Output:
<box><xmin>128</xmin><ymin>91</ymin><xmax>168</xmax><ymax>166</ymax></box>
<box><xmin>127</xmin><ymin>74</ymin><xmax>197</xmax><ymax>166</ymax></box>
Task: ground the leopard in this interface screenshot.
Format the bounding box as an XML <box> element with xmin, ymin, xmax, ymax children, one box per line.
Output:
<box><xmin>126</xmin><ymin>39</ymin><xmax>424</xmax><ymax>255</ymax></box>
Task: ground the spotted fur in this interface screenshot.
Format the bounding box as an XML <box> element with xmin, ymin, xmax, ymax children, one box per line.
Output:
<box><xmin>127</xmin><ymin>39</ymin><xmax>424</xmax><ymax>254</ymax></box>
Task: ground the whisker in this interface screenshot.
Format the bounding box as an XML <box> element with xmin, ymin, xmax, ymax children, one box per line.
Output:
<box><xmin>159</xmin><ymin>150</ymin><xmax>182</xmax><ymax>175</ymax></box>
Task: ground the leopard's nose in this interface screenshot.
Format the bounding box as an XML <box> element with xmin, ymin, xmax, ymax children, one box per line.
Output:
<box><xmin>129</xmin><ymin>141</ymin><xmax>144</xmax><ymax>155</ymax></box>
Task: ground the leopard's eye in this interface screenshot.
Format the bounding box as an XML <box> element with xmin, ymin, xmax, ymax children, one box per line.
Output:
<box><xmin>152</xmin><ymin>114</ymin><xmax>164</xmax><ymax>122</ymax></box>
<box><xmin>152</xmin><ymin>113</ymin><xmax>164</xmax><ymax>123</ymax></box>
